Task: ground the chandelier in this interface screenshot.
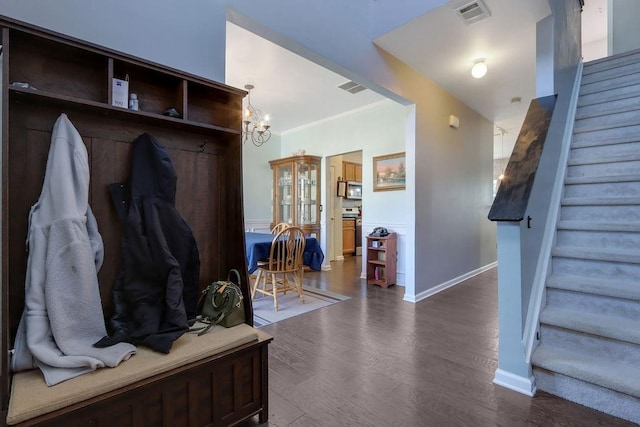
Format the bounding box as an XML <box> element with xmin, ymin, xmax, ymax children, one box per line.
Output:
<box><xmin>242</xmin><ymin>84</ymin><xmax>271</xmax><ymax>146</ymax></box>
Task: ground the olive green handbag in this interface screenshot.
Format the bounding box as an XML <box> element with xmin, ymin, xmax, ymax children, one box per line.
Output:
<box><xmin>194</xmin><ymin>269</ymin><xmax>246</xmax><ymax>335</ymax></box>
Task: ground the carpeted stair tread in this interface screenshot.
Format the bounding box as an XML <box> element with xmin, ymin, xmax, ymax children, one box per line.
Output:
<box><xmin>546</xmin><ymin>273</ymin><xmax>640</xmax><ymax>301</ymax></box>
<box><xmin>561</xmin><ymin>196</ymin><xmax>640</xmax><ymax>206</ymax></box>
<box><xmin>581</xmin><ymin>62</ymin><xmax>640</xmax><ymax>86</ymax></box>
<box><xmin>580</xmin><ymin>77</ymin><xmax>640</xmax><ymax>97</ymax></box>
<box><xmin>552</xmin><ymin>245</ymin><xmax>640</xmax><ymax>264</ymax></box>
<box><xmin>557</xmin><ymin>220</ymin><xmax>640</xmax><ymax>232</ymax></box>
<box><xmin>583</xmin><ymin>48</ymin><xmax>640</xmax><ymax>74</ymax></box>
<box><xmin>574</xmin><ymin>108</ymin><xmax>640</xmax><ymax>134</ymax></box>
<box><xmin>568</xmin><ymin>152</ymin><xmax>640</xmax><ymax>166</ymax></box>
<box><xmin>576</xmin><ymin>97</ymin><xmax>640</xmax><ymax>120</ymax></box>
<box><xmin>577</xmin><ymin>83</ymin><xmax>640</xmax><ymax>108</ymax></box>
<box><xmin>571</xmin><ymin>134</ymin><xmax>640</xmax><ymax>149</ymax></box>
<box><xmin>532</xmin><ymin>344</ymin><xmax>640</xmax><ymax>399</ymax></box>
<box><xmin>539</xmin><ymin>307</ymin><xmax>640</xmax><ymax>346</ymax></box>
<box><xmin>564</xmin><ymin>174</ymin><xmax>640</xmax><ymax>185</ymax></box>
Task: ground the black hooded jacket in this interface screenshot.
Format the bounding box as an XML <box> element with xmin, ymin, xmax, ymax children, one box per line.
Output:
<box><xmin>95</xmin><ymin>133</ymin><xmax>200</xmax><ymax>353</ymax></box>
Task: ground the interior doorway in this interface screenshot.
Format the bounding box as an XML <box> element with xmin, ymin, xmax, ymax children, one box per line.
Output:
<box><xmin>326</xmin><ymin>150</ymin><xmax>363</xmax><ymax>262</ymax></box>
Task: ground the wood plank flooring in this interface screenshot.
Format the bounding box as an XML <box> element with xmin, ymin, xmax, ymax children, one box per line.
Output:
<box><xmin>243</xmin><ymin>257</ymin><xmax>636</xmax><ymax>426</ymax></box>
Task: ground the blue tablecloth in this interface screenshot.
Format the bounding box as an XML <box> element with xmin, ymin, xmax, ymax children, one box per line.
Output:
<box><xmin>245</xmin><ymin>232</ymin><xmax>324</xmax><ymax>274</ymax></box>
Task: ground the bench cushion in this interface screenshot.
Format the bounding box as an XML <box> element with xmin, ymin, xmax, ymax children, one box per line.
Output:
<box><xmin>7</xmin><ymin>324</ymin><xmax>259</xmax><ymax>425</ymax></box>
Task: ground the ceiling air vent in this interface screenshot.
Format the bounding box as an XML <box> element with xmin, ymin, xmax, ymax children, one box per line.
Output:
<box><xmin>453</xmin><ymin>0</ymin><xmax>491</xmax><ymax>25</ymax></box>
<box><xmin>338</xmin><ymin>81</ymin><xmax>367</xmax><ymax>95</ymax></box>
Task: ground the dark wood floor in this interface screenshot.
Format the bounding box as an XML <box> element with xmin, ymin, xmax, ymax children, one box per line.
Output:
<box><xmin>245</xmin><ymin>257</ymin><xmax>635</xmax><ymax>426</ymax></box>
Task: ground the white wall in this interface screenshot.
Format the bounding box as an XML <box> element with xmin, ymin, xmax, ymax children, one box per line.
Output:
<box><xmin>582</xmin><ymin>38</ymin><xmax>607</xmax><ymax>62</ymax></box>
<box><xmin>610</xmin><ymin>0</ymin><xmax>640</xmax><ymax>55</ymax></box>
<box><xmin>242</xmin><ymin>134</ymin><xmax>282</xmax><ymax>232</ymax></box>
<box><xmin>280</xmin><ymin>101</ymin><xmax>408</xmax><ymax>283</ymax></box>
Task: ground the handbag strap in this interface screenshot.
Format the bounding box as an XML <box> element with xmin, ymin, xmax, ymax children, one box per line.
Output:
<box><xmin>197</xmin><ymin>312</ymin><xmax>226</xmax><ymax>336</ymax></box>
<box><xmin>227</xmin><ymin>268</ymin><xmax>241</xmax><ymax>286</ymax></box>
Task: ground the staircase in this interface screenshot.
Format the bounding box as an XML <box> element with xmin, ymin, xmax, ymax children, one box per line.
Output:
<box><xmin>531</xmin><ymin>50</ymin><xmax>640</xmax><ymax>424</ymax></box>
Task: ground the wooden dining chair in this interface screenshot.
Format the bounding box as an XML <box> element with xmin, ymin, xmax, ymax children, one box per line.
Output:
<box><xmin>270</xmin><ymin>222</ymin><xmax>290</xmax><ymax>234</ymax></box>
<box><xmin>251</xmin><ymin>226</ymin><xmax>306</xmax><ymax>311</ymax></box>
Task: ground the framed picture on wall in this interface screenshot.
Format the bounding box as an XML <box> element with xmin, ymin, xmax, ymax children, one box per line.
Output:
<box><xmin>373</xmin><ymin>152</ymin><xmax>406</xmax><ymax>191</ymax></box>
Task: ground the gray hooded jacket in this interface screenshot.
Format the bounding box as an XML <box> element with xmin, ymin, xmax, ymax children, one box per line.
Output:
<box><xmin>11</xmin><ymin>114</ymin><xmax>136</xmax><ymax>386</ymax></box>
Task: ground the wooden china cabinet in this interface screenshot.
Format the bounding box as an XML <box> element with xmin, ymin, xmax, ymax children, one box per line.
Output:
<box><xmin>269</xmin><ymin>155</ymin><xmax>321</xmax><ymax>240</ymax></box>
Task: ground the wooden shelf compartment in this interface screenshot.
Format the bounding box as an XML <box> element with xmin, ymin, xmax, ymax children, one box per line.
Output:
<box><xmin>8</xmin><ymin>30</ymin><xmax>108</xmax><ymax>103</ymax></box>
<box><xmin>187</xmin><ymin>81</ymin><xmax>243</xmax><ymax>130</ymax></box>
<box><xmin>112</xmin><ymin>58</ymin><xmax>185</xmax><ymax>117</ymax></box>
<box><xmin>9</xmin><ymin>87</ymin><xmax>242</xmax><ymax>140</ymax></box>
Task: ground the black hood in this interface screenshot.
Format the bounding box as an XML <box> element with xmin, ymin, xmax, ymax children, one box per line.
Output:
<box><xmin>130</xmin><ymin>133</ymin><xmax>177</xmax><ymax>205</ymax></box>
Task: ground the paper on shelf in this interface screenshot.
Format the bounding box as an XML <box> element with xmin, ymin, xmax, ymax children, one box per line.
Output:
<box><xmin>112</xmin><ymin>78</ymin><xmax>129</xmax><ymax>109</ymax></box>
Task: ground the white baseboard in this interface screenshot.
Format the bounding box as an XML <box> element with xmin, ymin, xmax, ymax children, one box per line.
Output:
<box><xmin>336</xmin><ymin>255</ymin><xmax>345</xmax><ymax>261</ymax></box>
<box><xmin>321</xmin><ymin>264</ymin><xmax>332</xmax><ymax>271</ymax></box>
<box><xmin>360</xmin><ymin>272</ymin><xmax>366</xmax><ymax>279</ymax></box>
<box><xmin>493</xmin><ymin>368</ymin><xmax>536</xmax><ymax>397</ymax></box>
<box><xmin>403</xmin><ymin>262</ymin><xmax>497</xmax><ymax>303</ymax></box>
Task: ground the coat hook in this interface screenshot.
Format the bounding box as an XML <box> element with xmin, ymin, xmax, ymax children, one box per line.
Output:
<box><xmin>200</xmin><ymin>140</ymin><xmax>208</xmax><ymax>152</ymax></box>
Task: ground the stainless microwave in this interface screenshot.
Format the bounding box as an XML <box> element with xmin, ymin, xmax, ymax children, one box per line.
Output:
<box><xmin>346</xmin><ymin>181</ymin><xmax>362</xmax><ymax>199</ymax></box>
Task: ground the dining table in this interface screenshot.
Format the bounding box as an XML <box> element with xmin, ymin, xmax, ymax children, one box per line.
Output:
<box><xmin>245</xmin><ymin>232</ymin><xmax>325</xmax><ymax>274</ymax></box>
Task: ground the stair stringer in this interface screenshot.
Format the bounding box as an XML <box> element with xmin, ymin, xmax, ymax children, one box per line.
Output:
<box><xmin>522</xmin><ymin>61</ymin><xmax>583</xmax><ymax>365</ymax></box>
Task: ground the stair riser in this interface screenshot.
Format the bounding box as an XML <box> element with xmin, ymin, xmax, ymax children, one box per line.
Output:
<box><xmin>575</xmin><ymin>109</ymin><xmax>640</xmax><ymax>134</ymax></box>
<box><xmin>584</xmin><ymin>51</ymin><xmax>640</xmax><ymax>75</ymax></box>
<box><xmin>580</xmin><ymin>73</ymin><xmax>640</xmax><ymax>96</ymax></box>
<box><xmin>576</xmin><ymin>96</ymin><xmax>640</xmax><ymax>120</ymax></box>
<box><xmin>582</xmin><ymin>60</ymin><xmax>640</xmax><ymax>85</ymax></box>
<box><xmin>572</xmin><ymin>123</ymin><xmax>640</xmax><ymax>146</ymax></box>
<box><xmin>547</xmin><ymin>273</ymin><xmax>640</xmax><ymax>301</ymax></box>
<box><xmin>533</xmin><ymin>368</ymin><xmax>640</xmax><ymax>424</ymax></box>
<box><xmin>567</xmin><ymin>160</ymin><xmax>640</xmax><ymax>178</ymax></box>
<box><xmin>539</xmin><ymin>324</ymin><xmax>640</xmax><ymax>365</ymax></box>
<box><xmin>561</xmin><ymin>205</ymin><xmax>640</xmax><ymax>222</ymax></box>
<box><xmin>556</xmin><ymin>229</ymin><xmax>640</xmax><ymax>251</ymax></box>
<box><xmin>570</xmin><ymin>140</ymin><xmax>640</xmax><ymax>160</ymax></box>
<box><xmin>552</xmin><ymin>256</ymin><xmax>640</xmax><ymax>283</ymax></box>
<box><xmin>546</xmin><ymin>288</ymin><xmax>640</xmax><ymax>321</ymax></box>
<box><xmin>563</xmin><ymin>181</ymin><xmax>640</xmax><ymax>198</ymax></box>
<box><xmin>578</xmin><ymin>82</ymin><xmax>640</xmax><ymax>107</ymax></box>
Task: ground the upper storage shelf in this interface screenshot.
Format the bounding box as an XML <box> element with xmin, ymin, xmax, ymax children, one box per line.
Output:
<box><xmin>3</xmin><ymin>21</ymin><xmax>246</xmax><ymax>135</ymax></box>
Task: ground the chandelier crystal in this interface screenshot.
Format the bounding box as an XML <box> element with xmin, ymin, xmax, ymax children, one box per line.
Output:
<box><xmin>242</xmin><ymin>84</ymin><xmax>271</xmax><ymax>147</ymax></box>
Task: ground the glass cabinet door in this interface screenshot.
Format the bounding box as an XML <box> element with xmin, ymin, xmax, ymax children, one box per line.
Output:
<box><xmin>276</xmin><ymin>163</ymin><xmax>294</xmax><ymax>225</ymax></box>
<box><xmin>269</xmin><ymin>155</ymin><xmax>321</xmax><ymax>241</ymax></box>
<box><xmin>297</xmin><ymin>161</ymin><xmax>318</xmax><ymax>225</ymax></box>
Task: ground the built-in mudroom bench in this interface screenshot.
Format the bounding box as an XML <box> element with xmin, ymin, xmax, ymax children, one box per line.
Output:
<box><xmin>0</xmin><ymin>16</ymin><xmax>271</xmax><ymax>426</ymax></box>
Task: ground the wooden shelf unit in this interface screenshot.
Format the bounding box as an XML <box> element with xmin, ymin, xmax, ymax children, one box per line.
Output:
<box><xmin>0</xmin><ymin>16</ymin><xmax>269</xmax><ymax>426</ymax></box>
<box><xmin>366</xmin><ymin>233</ymin><xmax>397</xmax><ymax>288</ymax></box>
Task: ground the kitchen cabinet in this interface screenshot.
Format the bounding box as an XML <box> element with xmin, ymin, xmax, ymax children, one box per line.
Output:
<box><xmin>366</xmin><ymin>233</ymin><xmax>397</xmax><ymax>288</ymax></box>
<box><xmin>343</xmin><ymin>161</ymin><xmax>362</xmax><ymax>182</ymax></box>
<box><xmin>269</xmin><ymin>155</ymin><xmax>321</xmax><ymax>240</ymax></box>
<box><xmin>342</xmin><ymin>218</ymin><xmax>356</xmax><ymax>255</ymax></box>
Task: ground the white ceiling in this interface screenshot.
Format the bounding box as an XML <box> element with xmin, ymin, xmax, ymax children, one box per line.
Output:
<box><xmin>225</xmin><ymin>22</ymin><xmax>387</xmax><ymax>135</ymax></box>
<box><xmin>226</xmin><ymin>0</ymin><xmax>607</xmax><ymax>158</ymax></box>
